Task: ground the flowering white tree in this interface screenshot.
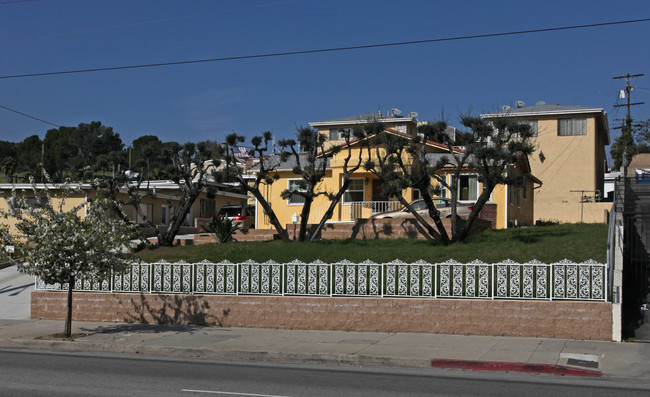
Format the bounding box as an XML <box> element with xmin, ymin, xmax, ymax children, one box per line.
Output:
<box><xmin>0</xmin><ymin>180</ymin><xmax>138</xmax><ymax>337</ymax></box>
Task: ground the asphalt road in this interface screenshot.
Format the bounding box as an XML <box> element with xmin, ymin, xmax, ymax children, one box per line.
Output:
<box><xmin>2</xmin><ymin>350</ymin><xmax>650</xmax><ymax>397</ymax></box>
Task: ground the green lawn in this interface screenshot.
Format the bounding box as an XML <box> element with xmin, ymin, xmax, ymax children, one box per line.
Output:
<box><xmin>136</xmin><ymin>223</ymin><xmax>608</xmax><ymax>264</ymax></box>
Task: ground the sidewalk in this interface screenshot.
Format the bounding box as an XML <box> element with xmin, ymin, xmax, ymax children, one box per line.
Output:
<box><xmin>1</xmin><ymin>318</ymin><xmax>650</xmax><ymax>380</ymax></box>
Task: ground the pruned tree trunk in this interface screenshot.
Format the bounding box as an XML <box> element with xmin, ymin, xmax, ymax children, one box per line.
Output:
<box><xmin>456</xmin><ymin>187</ymin><xmax>493</xmax><ymax>243</ymax></box>
<box><xmin>64</xmin><ymin>275</ymin><xmax>74</xmax><ymax>337</ymax></box>
<box><xmin>250</xmin><ymin>189</ymin><xmax>290</xmax><ymax>242</ymax></box>
<box><xmin>394</xmin><ymin>194</ymin><xmax>449</xmax><ymax>245</ymax></box>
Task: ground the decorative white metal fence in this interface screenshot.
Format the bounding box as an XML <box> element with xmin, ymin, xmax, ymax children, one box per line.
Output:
<box><xmin>307</xmin><ymin>201</ymin><xmax>402</xmax><ymax>224</ymax></box>
<box><xmin>36</xmin><ymin>259</ymin><xmax>607</xmax><ymax>301</ymax></box>
<box><xmin>341</xmin><ymin>201</ymin><xmax>401</xmax><ymax>221</ymax></box>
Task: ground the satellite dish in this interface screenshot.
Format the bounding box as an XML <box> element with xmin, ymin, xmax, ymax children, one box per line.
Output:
<box><xmin>535</xmin><ymin>100</ymin><xmax>546</xmax><ymax>105</ymax></box>
<box><xmin>408</xmin><ymin>111</ymin><xmax>419</xmax><ymax>118</ymax></box>
<box><xmin>501</xmin><ymin>105</ymin><xmax>512</xmax><ymax>111</ymax></box>
<box><xmin>515</xmin><ymin>101</ymin><xmax>526</xmax><ymax>108</ymax></box>
<box><xmin>391</xmin><ymin>108</ymin><xmax>402</xmax><ymax>116</ymax></box>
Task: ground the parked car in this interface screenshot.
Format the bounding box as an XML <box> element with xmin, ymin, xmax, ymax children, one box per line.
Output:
<box><xmin>216</xmin><ymin>205</ymin><xmax>255</xmax><ymax>229</ymax></box>
<box><xmin>371</xmin><ymin>198</ymin><xmax>473</xmax><ymax>220</ymax></box>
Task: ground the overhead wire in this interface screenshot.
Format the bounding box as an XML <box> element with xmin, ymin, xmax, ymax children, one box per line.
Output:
<box><xmin>0</xmin><ymin>0</ymin><xmax>37</xmax><ymax>4</ymax></box>
<box><xmin>0</xmin><ymin>104</ymin><xmax>61</xmax><ymax>127</ymax></box>
<box><xmin>1</xmin><ymin>17</ymin><xmax>649</xmax><ymax>80</ymax></box>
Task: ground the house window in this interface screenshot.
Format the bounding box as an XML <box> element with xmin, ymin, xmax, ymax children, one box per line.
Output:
<box><xmin>343</xmin><ymin>178</ymin><xmax>364</xmax><ymax>202</ymax></box>
<box><xmin>329</xmin><ymin>128</ymin><xmax>353</xmax><ymax>141</ymax></box>
<box><xmin>412</xmin><ymin>188</ymin><xmax>421</xmax><ymax>201</ymax></box>
<box><xmin>558</xmin><ymin>118</ymin><xmax>587</xmax><ymax>136</ymax></box>
<box><xmin>199</xmin><ymin>198</ymin><xmax>215</xmax><ymax>218</ymax></box>
<box><xmin>161</xmin><ymin>205</ymin><xmax>168</xmax><ymax>225</ymax></box>
<box><xmin>453</xmin><ymin>175</ymin><xmax>478</xmax><ymax>201</ymax></box>
<box><xmin>394</xmin><ymin>125</ymin><xmax>407</xmax><ymax>133</ymax></box>
<box><xmin>288</xmin><ymin>179</ymin><xmax>306</xmax><ymax>205</ymax></box>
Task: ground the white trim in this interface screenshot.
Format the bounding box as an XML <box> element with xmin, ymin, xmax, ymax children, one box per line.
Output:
<box><xmin>254</xmin><ymin>196</ymin><xmax>259</xmax><ymax>229</ymax></box>
<box><xmin>482</xmin><ymin>108</ymin><xmax>604</xmax><ymax>118</ymax></box>
<box><xmin>342</xmin><ymin>177</ymin><xmax>365</xmax><ymax>203</ymax></box>
<box><xmin>504</xmin><ymin>184</ymin><xmax>509</xmax><ymax>229</ymax></box>
<box><xmin>0</xmin><ymin>183</ymin><xmax>93</xmax><ymax>190</ymax></box>
<box><xmin>309</xmin><ymin>117</ymin><xmax>416</xmax><ymax>127</ymax></box>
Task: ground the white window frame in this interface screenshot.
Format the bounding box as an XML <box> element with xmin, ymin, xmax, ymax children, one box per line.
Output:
<box><xmin>287</xmin><ymin>179</ymin><xmax>306</xmax><ymax>205</ymax></box>
<box><xmin>161</xmin><ymin>205</ymin><xmax>169</xmax><ymax>225</ymax></box>
<box><xmin>558</xmin><ymin>117</ymin><xmax>587</xmax><ymax>136</ymax></box>
<box><xmin>343</xmin><ymin>178</ymin><xmax>365</xmax><ymax>203</ymax></box>
<box><xmin>453</xmin><ymin>174</ymin><xmax>479</xmax><ymax>201</ymax></box>
<box><xmin>329</xmin><ymin>128</ymin><xmax>353</xmax><ymax>141</ymax></box>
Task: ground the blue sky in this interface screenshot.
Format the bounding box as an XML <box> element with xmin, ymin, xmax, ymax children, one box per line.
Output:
<box><xmin>1</xmin><ymin>0</ymin><xmax>649</xmax><ymax>158</ymax></box>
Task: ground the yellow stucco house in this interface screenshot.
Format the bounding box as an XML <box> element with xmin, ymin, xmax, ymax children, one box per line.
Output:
<box><xmin>0</xmin><ymin>181</ymin><xmax>248</xmax><ymax>238</ymax></box>
<box><xmin>251</xmin><ymin>112</ymin><xmax>541</xmax><ymax>231</ymax></box>
<box><xmin>482</xmin><ymin>104</ymin><xmax>611</xmax><ymax>224</ymax></box>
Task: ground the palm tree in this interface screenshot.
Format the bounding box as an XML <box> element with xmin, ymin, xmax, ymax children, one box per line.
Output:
<box><xmin>1</xmin><ymin>157</ymin><xmax>17</xmax><ymax>183</ymax></box>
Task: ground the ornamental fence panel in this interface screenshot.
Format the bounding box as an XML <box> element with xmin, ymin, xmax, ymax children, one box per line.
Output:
<box><xmin>35</xmin><ymin>259</ymin><xmax>608</xmax><ymax>302</ymax></box>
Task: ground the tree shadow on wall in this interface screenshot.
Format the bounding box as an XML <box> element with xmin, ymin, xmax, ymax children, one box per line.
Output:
<box><xmin>119</xmin><ymin>294</ymin><xmax>231</xmax><ymax>327</ymax></box>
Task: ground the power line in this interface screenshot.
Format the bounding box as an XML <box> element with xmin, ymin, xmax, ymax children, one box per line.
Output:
<box><xmin>2</xmin><ymin>17</ymin><xmax>649</xmax><ymax>80</ymax></box>
<box><xmin>0</xmin><ymin>0</ymin><xmax>37</xmax><ymax>4</ymax></box>
<box><xmin>0</xmin><ymin>104</ymin><xmax>61</xmax><ymax>127</ymax></box>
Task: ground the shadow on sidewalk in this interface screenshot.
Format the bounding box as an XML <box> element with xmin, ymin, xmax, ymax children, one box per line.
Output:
<box><xmin>78</xmin><ymin>323</ymin><xmax>212</xmax><ymax>335</ymax></box>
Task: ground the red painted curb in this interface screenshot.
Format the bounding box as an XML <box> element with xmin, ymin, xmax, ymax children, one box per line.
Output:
<box><xmin>431</xmin><ymin>359</ymin><xmax>601</xmax><ymax>377</ymax></box>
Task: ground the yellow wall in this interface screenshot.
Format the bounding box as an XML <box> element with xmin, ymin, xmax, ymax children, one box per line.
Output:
<box><xmin>1</xmin><ymin>186</ymin><xmax>247</xmax><ymax>237</ymax></box>
<box><xmin>502</xmin><ymin>166</ymin><xmax>536</xmax><ymax>227</ymax></box>
<box><xmin>252</xmin><ymin>145</ymin><xmax>529</xmax><ymax>230</ymax></box>
<box><xmin>523</xmin><ymin>114</ymin><xmax>605</xmax><ymax>223</ymax></box>
<box><xmin>0</xmin><ymin>188</ymin><xmax>90</xmax><ymax>238</ymax></box>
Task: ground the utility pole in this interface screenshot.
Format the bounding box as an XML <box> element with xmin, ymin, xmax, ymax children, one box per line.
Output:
<box><xmin>612</xmin><ymin>74</ymin><xmax>644</xmax><ymax>175</ymax></box>
<box><xmin>613</xmin><ymin>73</ymin><xmax>645</xmax><ymax>117</ymax></box>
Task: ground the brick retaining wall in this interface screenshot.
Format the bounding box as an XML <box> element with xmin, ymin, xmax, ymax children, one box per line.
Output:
<box><xmin>197</xmin><ymin>204</ymin><xmax>497</xmax><ymax>243</ymax></box>
<box><xmin>32</xmin><ymin>291</ymin><xmax>612</xmax><ymax>340</ymax></box>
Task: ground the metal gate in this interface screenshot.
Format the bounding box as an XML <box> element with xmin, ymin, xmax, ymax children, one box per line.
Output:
<box><xmin>619</xmin><ymin>181</ymin><xmax>650</xmax><ymax>334</ymax></box>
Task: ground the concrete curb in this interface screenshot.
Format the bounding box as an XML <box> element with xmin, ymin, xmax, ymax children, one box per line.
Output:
<box><xmin>0</xmin><ymin>339</ymin><xmax>432</xmax><ymax>369</ymax></box>
<box><xmin>431</xmin><ymin>358</ymin><xmax>602</xmax><ymax>377</ymax></box>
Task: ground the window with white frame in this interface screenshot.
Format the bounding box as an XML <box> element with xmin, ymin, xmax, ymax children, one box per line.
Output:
<box><xmin>453</xmin><ymin>175</ymin><xmax>478</xmax><ymax>201</ymax></box>
<box><xmin>288</xmin><ymin>179</ymin><xmax>306</xmax><ymax>205</ymax></box>
<box><xmin>343</xmin><ymin>178</ymin><xmax>364</xmax><ymax>202</ymax></box>
<box><xmin>329</xmin><ymin>128</ymin><xmax>353</xmax><ymax>141</ymax></box>
<box><xmin>558</xmin><ymin>118</ymin><xmax>587</xmax><ymax>136</ymax></box>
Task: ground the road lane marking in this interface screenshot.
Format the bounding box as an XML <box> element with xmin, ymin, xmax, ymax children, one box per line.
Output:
<box><xmin>181</xmin><ymin>389</ymin><xmax>293</xmax><ymax>397</ymax></box>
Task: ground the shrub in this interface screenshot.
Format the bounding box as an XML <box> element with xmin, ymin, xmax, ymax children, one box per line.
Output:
<box><xmin>205</xmin><ymin>215</ymin><xmax>241</xmax><ymax>243</ymax></box>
